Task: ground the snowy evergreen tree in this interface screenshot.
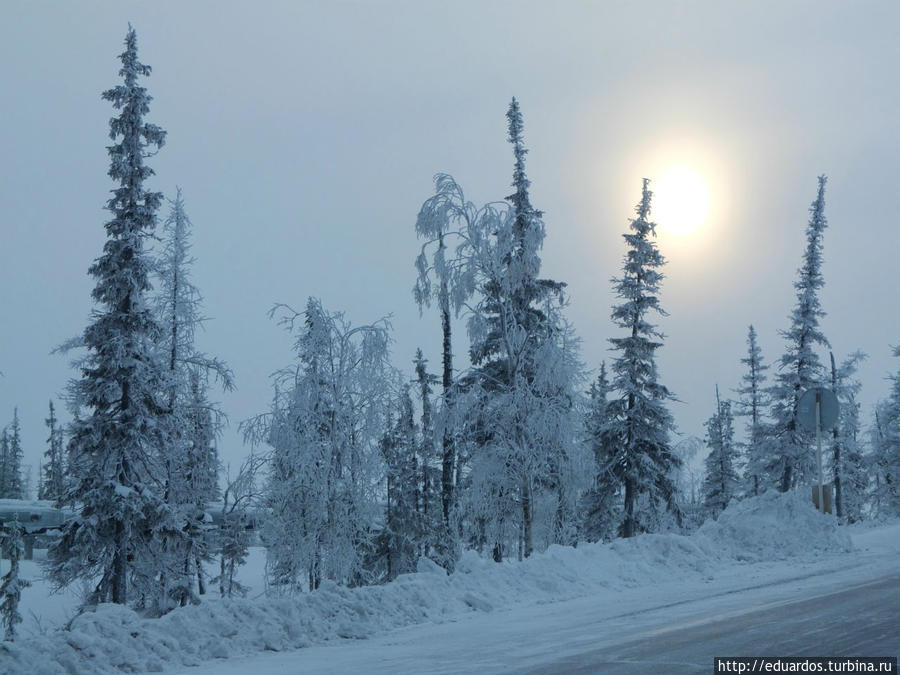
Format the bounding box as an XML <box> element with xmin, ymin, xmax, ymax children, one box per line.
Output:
<box><xmin>48</xmin><ymin>26</ymin><xmax>169</xmax><ymax>606</ymax></box>
<box><xmin>380</xmin><ymin>384</ymin><xmax>424</xmax><ymax>580</ymax></box>
<box><xmin>0</xmin><ymin>430</ymin><xmax>7</xmax><ymax>499</ymax></box>
<box><xmin>603</xmin><ymin>179</ymin><xmax>681</xmax><ymax>538</ymax></box>
<box><xmin>0</xmin><ymin>411</ymin><xmax>24</xmax><ymax>499</ymax></box>
<box><xmin>39</xmin><ymin>401</ymin><xmax>66</xmax><ymax>505</ymax></box>
<box><xmin>0</xmin><ymin>518</ymin><xmax>30</xmax><ymax>641</ymax></box>
<box><xmin>248</xmin><ymin>298</ymin><xmax>392</xmax><ymax>590</ymax></box>
<box><xmin>735</xmin><ymin>325</ymin><xmax>769</xmax><ymax>496</ymax></box>
<box><xmin>413</xmin><ymin>350</ymin><xmax>442</xmax><ymax>553</ymax></box>
<box><xmin>768</xmin><ymin>176</ymin><xmax>830</xmax><ymax>493</ymax></box>
<box><xmin>463</xmin><ymin>98</ymin><xmax>582</xmax><ymax>560</ymax></box>
<box><xmin>829</xmin><ymin>351</ymin><xmax>867</xmax><ymax>522</ymax></box>
<box><xmin>873</xmin><ymin>348</ymin><xmax>900</xmax><ymax>517</ymax></box>
<box><xmin>582</xmin><ymin>363</ymin><xmax>620</xmax><ymax>542</ymax></box>
<box><xmin>702</xmin><ymin>387</ymin><xmax>740</xmax><ymax>519</ymax></box>
<box><xmin>153</xmin><ymin>188</ymin><xmax>232</xmax><ymax>610</ymax></box>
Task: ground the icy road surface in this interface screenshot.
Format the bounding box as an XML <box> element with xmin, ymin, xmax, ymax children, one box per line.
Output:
<box><xmin>173</xmin><ymin>526</ymin><xmax>900</xmax><ymax>675</ymax></box>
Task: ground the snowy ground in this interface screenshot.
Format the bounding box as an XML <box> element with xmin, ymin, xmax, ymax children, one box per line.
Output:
<box><xmin>1</xmin><ymin>492</ymin><xmax>897</xmax><ymax>674</ymax></box>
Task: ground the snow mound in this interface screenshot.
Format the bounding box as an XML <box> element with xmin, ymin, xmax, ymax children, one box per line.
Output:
<box><xmin>0</xmin><ymin>490</ymin><xmax>852</xmax><ymax>674</ymax></box>
<box><xmin>698</xmin><ymin>489</ymin><xmax>854</xmax><ymax>562</ymax></box>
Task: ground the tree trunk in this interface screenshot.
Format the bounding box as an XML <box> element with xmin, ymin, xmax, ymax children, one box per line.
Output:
<box><xmin>111</xmin><ymin>520</ymin><xmax>127</xmax><ymax>604</ymax></box>
<box><xmin>196</xmin><ymin>554</ymin><xmax>206</xmax><ymax>595</ymax></box>
<box><xmin>440</xmin><ymin>288</ymin><xmax>454</xmax><ymax>527</ymax></box>
<box><xmin>830</xmin><ymin>353</ymin><xmax>843</xmax><ymax>519</ymax></box>
<box><xmin>522</xmin><ymin>479</ymin><xmax>533</xmax><ymax>558</ymax></box>
<box><xmin>622</xmin><ymin>476</ymin><xmax>635</xmax><ymax>539</ymax></box>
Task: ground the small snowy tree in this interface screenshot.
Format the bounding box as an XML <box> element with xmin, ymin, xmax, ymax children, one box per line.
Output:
<box><xmin>702</xmin><ymin>387</ymin><xmax>740</xmax><ymax>519</ymax></box>
<box><xmin>603</xmin><ymin>179</ymin><xmax>681</xmax><ymax>538</ymax></box>
<box><xmin>413</xmin><ymin>350</ymin><xmax>442</xmax><ymax>553</ymax></box>
<box><xmin>828</xmin><ymin>351</ymin><xmax>866</xmax><ymax>520</ymax></box>
<box><xmin>0</xmin><ymin>430</ymin><xmax>7</xmax><ymax>498</ymax></box>
<box><xmin>873</xmin><ymin>348</ymin><xmax>900</xmax><ymax>517</ymax></box>
<box><xmin>768</xmin><ymin>176</ymin><xmax>830</xmax><ymax>493</ymax></box>
<box><xmin>248</xmin><ymin>298</ymin><xmax>392</xmax><ymax>590</ymax></box>
<box><xmin>0</xmin><ymin>410</ymin><xmax>24</xmax><ymax>499</ymax></box>
<box><xmin>39</xmin><ymin>401</ymin><xmax>66</xmax><ymax>505</ymax></box>
<box><xmin>0</xmin><ymin>518</ymin><xmax>30</xmax><ymax>641</ymax></box>
<box><xmin>582</xmin><ymin>363</ymin><xmax>620</xmax><ymax>542</ymax></box>
<box><xmin>735</xmin><ymin>325</ymin><xmax>770</xmax><ymax>496</ymax></box>
<box><xmin>153</xmin><ymin>188</ymin><xmax>233</xmax><ymax>610</ymax></box>
<box><xmin>214</xmin><ymin>451</ymin><xmax>264</xmax><ymax>598</ymax></box>
<box><xmin>48</xmin><ymin>26</ymin><xmax>169</xmax><ymax>606</ymax></box>
<box><xmin>380</xmin><ymin>384</ymin><xmax>423</xmax><ymax>580</ymax></box>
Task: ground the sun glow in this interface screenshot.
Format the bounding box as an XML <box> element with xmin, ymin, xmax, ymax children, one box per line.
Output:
<box><xmin>652</xmin><ymin>166</ymin><xmax>710</xmax><ymax>237</ymax></box>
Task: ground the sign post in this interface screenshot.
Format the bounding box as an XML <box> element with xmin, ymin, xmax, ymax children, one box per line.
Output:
<box><xmin>797</xmin><ymin>387</ymin><xmax>839</xmax><ymax>514</ymax></box>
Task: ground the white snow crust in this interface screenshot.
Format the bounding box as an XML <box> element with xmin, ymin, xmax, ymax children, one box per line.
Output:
<box><xmin>0</xmin><ymin>491</ymin><xmax>857</xmax><ymax>674</ymax></box>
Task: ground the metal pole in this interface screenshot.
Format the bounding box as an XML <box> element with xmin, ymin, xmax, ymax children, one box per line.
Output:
<box><xmin>816</xmin><ymin>392</ymin><xmax>824</xmax><ymax>514</ymax></box>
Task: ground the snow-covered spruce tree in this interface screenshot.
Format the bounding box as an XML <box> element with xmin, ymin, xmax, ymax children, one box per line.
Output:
<box><xmin>0</xmin><ymin>430</ymin><xmax>6</xmax><ymax>498</ymax></box>
<box><xmin>379</xmin><ymin>383</ymin><xmax>424</xmax><ymax>580</ymax></box>
<box><xmin>39</xmin><ymin>402</ymin><xmax>66</xmax><ymax>505</ymax></box>
<box><xmin>247</xmin><ymin>298</ymin><xmax>392</xmax><ymax>591</ymax></box>
<box><xmin>768</xmin><ymin>176</ymin><xmax>830</xmax><ymax>493</ymax></box>
<box><xmin>702</xmin><ymin>387</ymin><xmax>740</xmax><ymax>519</ymax></box>
<box><xmin>413</xmin><ymin>350</ymin><xmax>442</xmax><ymax>552</ymax></box>
<box><xmin>581</xmin><ymin>363</ymin><xmax>620</xmax><ymax>542</ymax></box>
<box><xmin>736</xmin><ymin>325</ymin><xmax>770</xmax><ymax>496</ymax></box>
<box><xmin>0</xmin><ymin>410</ymin><xmax>24</xmax><ymax>499</ymax></box>
<box><xmin>153</xmin><ymin>188</ymin><xmax>232</xmax><ymax>610</ymax></box>
<box><xmin>48</xmin><ymin>27</ymin><xmax>169</xmax><ymax>606</ymax></box>
<box><xmin>829</xmin><ymin>351</ymin><xmax>867</xmax><ymax>521</ymax></box>
<box><xmin>0</xmin><ymin>518</ymin><xmax>30</xmax><ymax>641</ymax></box>
<box><xmin>603</xmin><ymin>179</ymin><xmax>681</xmax><ymax>538</ymax></box>
<box><xmin>463</xmin><ymin>98</ymin><xmax>582</xmax><ymax>561</ymax></box>
<box><xmin>873</xmin><ymin>348</ymin><xmax>900</xmax><ymax>517</ymax></box>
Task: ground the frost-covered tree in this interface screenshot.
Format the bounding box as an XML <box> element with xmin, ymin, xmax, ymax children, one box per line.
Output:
<box><xmin>153</xmin><ymin>188</ymin><xmax>232</xmax><ymax>609</ymax></box>
<box><xmin>413</xmin><ymin>350</ymin><xmax>442</xmax><ymax>551</ymax></box>
<box><xmin>582</xmin><ymin>363</ymin><xmax>620</xmax><ymax>542</ymax></box>
<box><xmin>735</xmin><ymin>325</ymin><xmax>769</xmax><ymax>496</ymax></box>
<box><xmin>415</xmin><ymin>173</ymin><xmax>499</xmax><ymax>552</ymax></box>
<box><xmin>0</xmin><ymin>431</ymin><xmax>6</xmax><ymax>499</ymax></box>
<box><xmin>380</xmin><ymin>384</ymin><xmax>424</xmax><ymax>580</ymax></box>
<box><xmin>603</xmin><ymin>179</ymin><xmax>681</xmax><ymax>538</ymax></box>
<box><xmin>873</xmin><ymin>348</ymin><xmax>900</xmax><ymax>517</ymax></box>
<box><xmin>702</xmin><ymin>387</ymin><xmax>740</xmax><ymax>519</ymax></box>
<box><xmin>0</xmin><ymin>410</ymin><xmax>23</xmax><ymax>499</ymax></box>
<box><xmin>0</xmin><ymin>518</ymin><xmax>30</xmax><ymax>641</ymax></box>
<box><xmin>48</xmin><ymin>27</ymin><xmax>169</xmax><ymax>606</ymax></box>
<box><xmin>39</xmin><ymin>401</ymin><xmax>66</xmax><ymax>505</ymax></box>
<box><xmin>829</xmin><ymin>351</ymin><xmax>867</xmax><ymax>521</ymax></box>
<box><xmin>768</xmin><ymin>176</ymin><xmax>830</xmax><ymax>493</ymax></box>
<box><xmin>463</xmin><ymin>99</ymin><xmax>582</xmax><ymax>560</ymax></box>
<box><xmin>248</xmin><ymin>298</ymin><xmax>392</xmax><ymax>590</ymax></box>
<box><xmin>214</xmin><ymin>451</ymin><xmax>264</xmax><ymax>598</ymax></box>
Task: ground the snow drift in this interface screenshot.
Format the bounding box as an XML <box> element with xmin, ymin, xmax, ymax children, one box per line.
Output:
<box><xmin>0</xmin><ymin>491</ymin><xmax>853</xmax><ymax>674</ymax></box>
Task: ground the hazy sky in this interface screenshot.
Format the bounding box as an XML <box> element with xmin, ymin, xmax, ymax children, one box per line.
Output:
<box><xmin>2</xmin><ymin>1</ymin><xmax>899</xmax><ymax>482</ymax></box>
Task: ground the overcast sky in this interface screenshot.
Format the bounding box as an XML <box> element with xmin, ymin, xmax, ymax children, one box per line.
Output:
<box><xmin>2</xmin><ymin>1</ymin><xmax>899</xmax><ymax>483</ymax></box>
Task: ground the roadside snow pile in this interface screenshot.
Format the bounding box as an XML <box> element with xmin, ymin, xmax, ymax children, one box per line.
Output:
<box><xmin>698</xmin><ymin>489</ymin><xmax>853</xmax><ymax>562</ymax></box>
<box><xmin>0</xmin><ymin>490</ymin><xmax>852</xmax><ymax>674</ymax></box>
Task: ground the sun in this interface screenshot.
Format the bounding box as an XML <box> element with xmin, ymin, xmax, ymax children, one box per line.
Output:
<box><xmin>652</xmin><ymin>166</ymin><xmax>710</xmax><ymax>237</ymax></box>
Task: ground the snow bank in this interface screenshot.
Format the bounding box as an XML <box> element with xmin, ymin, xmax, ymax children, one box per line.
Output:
<box><xmin>698</xmin><ymin>489</ymin><xmax>853</xmax><ymax>562</ymax></box>
<box><xmin>0</xmin><ymin>490</ymin><xmax>853</xmax><ymax>674</ymax></box>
